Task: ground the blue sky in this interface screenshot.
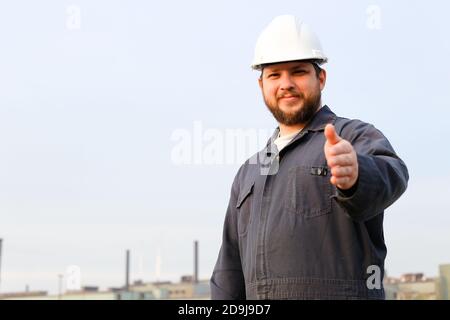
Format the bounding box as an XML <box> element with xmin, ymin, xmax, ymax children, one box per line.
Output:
<box><xmin>0</xmin><ymin>0</ymin><xmax>449</xmax><ymax>294</ymax></box>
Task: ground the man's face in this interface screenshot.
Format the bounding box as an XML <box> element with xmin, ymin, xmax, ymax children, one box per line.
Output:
<box><xmin>258</xmin><ymin>61</ymin><xmax>326</xmax><ymax>126</ymax></box>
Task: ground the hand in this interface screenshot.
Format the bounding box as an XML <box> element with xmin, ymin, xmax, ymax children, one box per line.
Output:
<box><xmin>324</xmin><ymin>124</ymin><xmax>358</xmax><ymax>190</ymax></box>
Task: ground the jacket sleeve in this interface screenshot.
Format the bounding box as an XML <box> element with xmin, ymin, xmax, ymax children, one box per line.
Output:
<box><xmin>210</xmin><ymin>171</ymin><xmax>246</xmax><ymax>300</ymax></box>
<box><xmin>334</xmin><ymin>119</ymin><xmax>409</xmax><ymax>222</ymax></box>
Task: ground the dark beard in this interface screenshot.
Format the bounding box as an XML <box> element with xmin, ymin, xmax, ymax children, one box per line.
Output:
<box><xmin>264</xmin><ymin>90</ymin><xmax>321</xmax><ymax>126</ymax></box>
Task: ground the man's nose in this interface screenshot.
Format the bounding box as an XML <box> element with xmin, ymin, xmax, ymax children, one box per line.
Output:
<box><xmin>279</xmin><ymin>74</ymin><xmax>295</xmax><ymax>91</ymax></box>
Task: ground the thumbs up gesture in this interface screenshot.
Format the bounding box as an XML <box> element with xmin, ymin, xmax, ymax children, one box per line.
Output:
<box><xmin>324</xmin><ymin>124</ymin><xmax>358</xmax><ymax>190</ymax></box>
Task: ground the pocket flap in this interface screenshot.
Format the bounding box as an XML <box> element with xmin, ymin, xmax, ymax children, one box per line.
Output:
<box><xmin>236</xmin><ymin>182</ymin><xmax>255</xmax><ymax>209</ymax></box>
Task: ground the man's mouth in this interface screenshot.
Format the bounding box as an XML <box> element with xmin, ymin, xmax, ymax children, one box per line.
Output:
<box><xmin>279</xmin><ymin>95</ymin><xmax>300</xmax><ymax>101</ymax></box>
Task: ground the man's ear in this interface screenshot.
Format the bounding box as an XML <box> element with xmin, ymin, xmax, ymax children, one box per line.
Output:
<box><xmin>319</xmin><ymin>69</ymin><xmax>327</xmax><ymax>91</ymax></box>
<box><xmin>258</xmin><ymin>77</ymin><xmax>263</xmax><ymax>90</ymax></box>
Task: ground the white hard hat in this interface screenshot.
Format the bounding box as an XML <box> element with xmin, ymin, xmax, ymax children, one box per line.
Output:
<box><xmin>251</xmin><ymin>15</ymin><xmax>328</xmax><ymax>70</ymax></box>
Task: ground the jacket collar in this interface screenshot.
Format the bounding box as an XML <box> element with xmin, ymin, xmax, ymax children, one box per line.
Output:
<box><xmin>301</xmin><ymin>104</ymin><xmax>337</xmax><ymax>132</ymax></box>
<box><xmin>265</xmin><ymin>105</ymin><xmax>337</xmax><ymax>152</ymax></box>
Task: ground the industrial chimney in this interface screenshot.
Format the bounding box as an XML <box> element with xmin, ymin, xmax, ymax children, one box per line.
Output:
<box><xmin>125</xmin><ymin>249</ymin><xmax>130</xmax><ymax>291</ymax></box>
<box><xmin>193</xmin><ymin>240</ymin><xmax>198</xmax><ymax>284</ymax></box>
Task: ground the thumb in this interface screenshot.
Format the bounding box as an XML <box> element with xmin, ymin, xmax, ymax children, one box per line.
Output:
<box><xmin>324</xmin><ymin>124</ymin><xmax>341</xmax><ymax>145</ymax></box>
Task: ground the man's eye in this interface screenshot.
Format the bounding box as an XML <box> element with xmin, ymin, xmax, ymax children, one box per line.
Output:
<box><xmin>293</xmin><ymin>70</ymin><xmax>306</xmax><ymax>74</ymax></box>
<box><xmin>267</xmin><ymin>73</ymin><xmax>279</xmax><ymax>78</ymax></box>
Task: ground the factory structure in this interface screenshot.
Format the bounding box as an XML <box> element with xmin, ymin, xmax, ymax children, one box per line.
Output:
<box><xmin>0</xmin><ymin>239</ymin><xmax>210</xmax><ymax>300</ymax></box>
<box><xmin>384</xmin><ymin>264</ymin><xmax>450</xmax><ymax>300</ymax></box>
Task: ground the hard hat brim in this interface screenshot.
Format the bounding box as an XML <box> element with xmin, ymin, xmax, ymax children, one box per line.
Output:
<box><xmin>252</xmin><ymin>58</ymin><xmax>328</xmax><ymax>71</ymax></box>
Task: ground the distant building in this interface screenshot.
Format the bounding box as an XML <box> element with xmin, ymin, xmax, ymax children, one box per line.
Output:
<box><xmin>59</xmin><ymin>286</ymin><xmax>116</xmax><ymax>300</ymax></box>
<box><xmin>384</xmin><ymin>264</ymin><xmax>450</xmax><ymax>300</ymax></box>
<box><xmin>0</xmin><ymin>286</ymin><xmax>116</xmax><ymax>300</ymax></box>
<box><xmin>0</xmin><ymin>278</ymin><xmax>211</xmax><ymax>300</ymax></box>
<box><xmin>384</xmin><ymin>273</ymin><xmax>436</xmax><ymax>300</ymax></box>
<box><xmin>0</xmin><ymin>291</ymin><xmax>48</xmax><ymax>300</ymax></box>
<box><xmin>119</xmin><ymin>277</ymin><xmax>210</xmax><ymax>300</ymax></box>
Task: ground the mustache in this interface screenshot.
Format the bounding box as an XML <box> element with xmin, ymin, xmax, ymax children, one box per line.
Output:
<box><xmin>277</xmin><ymin>91</ymin><xmax>304</xmax><ymax>99</ymax></box>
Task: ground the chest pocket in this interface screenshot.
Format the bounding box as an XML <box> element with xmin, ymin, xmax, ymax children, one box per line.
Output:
<box><xmin>285</xmin><ymin>165</ymin><xmax>332</xmax><ymax>218</ymax></box>
<box><xmin>236</xmin><ymin>181</ymin><xmax>255</xmax><ymax>236</ymax></box>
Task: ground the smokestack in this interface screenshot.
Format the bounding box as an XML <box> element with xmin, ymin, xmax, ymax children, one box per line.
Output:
<box><xmin>125</xmin><ymin>249</ymin><xmax>130</xmax><ymax>291</ymax></box>
<box><xmin>194</xmin><ymin>240</ymin><xmax>198</xmax><ymax>284</ymax></box>
<box><xmin>155</xmin><ymin>247</ymin><xmax>161</xmax><ymax>282</ymax></box>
